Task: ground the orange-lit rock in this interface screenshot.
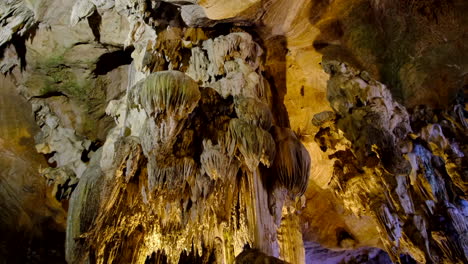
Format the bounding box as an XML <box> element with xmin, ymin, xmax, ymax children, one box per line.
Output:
<box><xmin>0</xmin><ymin>0</ymin><xmax>467</xmax><ymax>263</ymax></box>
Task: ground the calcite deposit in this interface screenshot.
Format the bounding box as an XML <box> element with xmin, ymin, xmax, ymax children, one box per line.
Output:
<box><xmin>0</xmin><ymin>0</ymin><xmax>467</xmax><ymax>263</ymax></box>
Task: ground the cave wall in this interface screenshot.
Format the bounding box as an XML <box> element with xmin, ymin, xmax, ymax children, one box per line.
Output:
<box><xmin>0</xmin><ymin>0</ymin><xmax>467</xmax><ymax>263</ymax></box>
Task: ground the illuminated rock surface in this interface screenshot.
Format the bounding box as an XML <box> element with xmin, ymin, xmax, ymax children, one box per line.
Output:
<box><xmin>0</xmin><ymin>0</ymin><xmax>467</xmax><ymax>263</ymax></box>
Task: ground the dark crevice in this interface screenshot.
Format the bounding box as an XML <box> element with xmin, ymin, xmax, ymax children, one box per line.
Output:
<box><xmin>92</xmin><ymin>47</ymin><xmax>134</xmax><ymax>75</ymax></box>
<box><xmin>72</xmin><ymin>41</ymin><xmax>93</xmax><ymax>47</ymax></box>
<box><xmin>12</xmin><ymin>35</ymin><xmax>27</xmax><ymax>71</ymax></box>
<box><xmin>186</xmin><ymin>198</ymin><xmax>193</xmax><ymax>211</ymax></box>
<box><xmin>150</xmin><ymin>1</ymin><xmax>184</xmax><ymax>29</ymax></box>
<box><xmin>178</xmin><ymin>244</ymin><xmax>216</xmax><ymax>264</ymax></box>
<box><xmin>43</xmin><ymin>152</ymin><xmax>58</xmax><ymax>168</ymax></box>
<box><xmin>145</xmin><ymin>250</ymin><xmax>168</xmax><ymax>264</ymax></box>
<box><xmin>355</xmin><ymin>96</ymin><xmax>364</xmax><ymax>107</ymax></box>
<box><xmin>0</xmin><ymin>23</ymin><xmax>38</xmax><ymax>72</ymax></box>
<box><xmin>213</xmin><ymin>75</ymin><xmax>223</xmax><ymax>82</ymax></box>
<box><xmin>335</xmin><ymin>227</ymin><xmax>356</xmax><ymax>246</ymax></box>
<box><xmin>87</xmin><ymin>9</ymin><xmax>102</xmax><ymax>42</ymax></box>
<box><xmin>55</xmin><ymin>178</ymin><xmax>78</xmax><ymax>201</ymax></box>
<box><xmin>80</xmin><ymin>141</ymin><xmax>103</xmax><ymax>163</ymax></box>
<box><xmin>204</xmin><ymin>23</ymin><xmax>239</xmax><ymax>39</ymax></box>
<box><xmin>312</xmin><ymin>41</ymin><xmax>330</xmax><ymax>51</ymax></box>
<box><xmin>32</xmin><ymin>91</ymin><xmax>69</xmax><ymax>99</ymax></box>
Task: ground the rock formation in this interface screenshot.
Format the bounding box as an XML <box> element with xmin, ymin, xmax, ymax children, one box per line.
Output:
<box><xmin>0</xmin><ymin>0</ymin><xmax>467</xmax><ymax>263</ymax></box>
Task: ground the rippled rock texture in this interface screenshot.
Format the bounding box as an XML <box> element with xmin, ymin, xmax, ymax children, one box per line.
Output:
<box><xmin>0</xmin><ymin>0</ymin><xmax>467</xmax><ymax>263</ymax></box>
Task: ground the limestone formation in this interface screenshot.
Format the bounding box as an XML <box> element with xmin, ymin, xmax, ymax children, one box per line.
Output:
<box><xmin>201</xmin><ymin>139</ymin><xmax>240</xmax><ymax>181</ymax></box>
<box><xmin>32</xmin><ymin>99</ymin><xmax>92</xmax><ymax>178</ymax></box>
<box><xmin>315</xmin><ymin>60</ymin><xmax>468</xmax><ymax>263</ymax></box>
<box><xmin>234</xmin><ymin>96</ymin><xmax>273</xmax><ymax>131</ymax></box>
<box><xmin>226</xmin><ymin>118</ymin><xmax>276</xmax><ymax>171</ymax></box>
<box><xmin>0</xmin><ymin>0</ymin><xmax>467</xmax><ymax>263</ymax></box>
<box><xmin>269</xmin><ymin>126</ymin><xmax>311</xmax><ymax>198</ymax></box>
<box><xmin>0</xmin><ymin>0</ymin><xmax>35</xmax><ymax>47</ymax></box>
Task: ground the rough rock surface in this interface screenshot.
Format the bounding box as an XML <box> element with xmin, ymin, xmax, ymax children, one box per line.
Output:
<box><xmin>316</xmin><ymin>60</ymin><xmax>468</xmax><ymax>263</ymax></box>
<box><xmin>0</xmin><ymin>73</ymin><xmax>67</xmax><ymax>263</ymax></box>
<box><xmin>0</xmin><ymin>0</ymin><xmax>467</xmax><ymax>264</ymax></box>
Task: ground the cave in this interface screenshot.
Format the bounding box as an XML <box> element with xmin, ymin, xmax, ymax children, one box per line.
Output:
<box><xmin>0</xmin><ymin>0</ymin><xmax>467</xmax><ymax>264</ymax></box>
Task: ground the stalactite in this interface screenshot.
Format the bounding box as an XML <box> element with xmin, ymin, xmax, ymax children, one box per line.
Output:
<box><xmin>317</xmin><ymin>60</ymin><xmax>468</xmax><ymax>263</ymax></box>
<box><xmin>200</xmin><ymin>139</ymin><xmax>240</xmax><ymax>181</ymax></box>
<box><xmin>225</xmin><ymin>118</ymin><xmax>276</xmax><ymax>171</ymax></box>
<box><xmin>269</xmin><ymin>126</ymin><xmax>311</xmax><ymax>198</ymax></box>
<box><xmin>234</xmin><ymin>96</ymin><xmax>273</xmax><ymax>131</ymax></box>
<box><xmin>202</xmin><ymin>32</ymin><xmax>261</xmax><ymax>77</ymax></box>
<box><xmin>62</xmin><ymin>25</ymin><xmax>284</xmax><ymax>262</ymax></box>
<box><xmin>4</xmin><ymin>1</ymin><xmax>467</xmax><ymax>263</ymax></box>
<box><xmin>130</xmin><ymin>70</ymin><xmax>200</xmax><ymax>121</ymax></box>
